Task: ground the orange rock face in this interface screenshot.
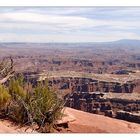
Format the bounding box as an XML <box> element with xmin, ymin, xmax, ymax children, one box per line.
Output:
<box><xmin>60</xmin><ymin>107</ymin><xmax>140</xmax><ymax>133</ymax></box>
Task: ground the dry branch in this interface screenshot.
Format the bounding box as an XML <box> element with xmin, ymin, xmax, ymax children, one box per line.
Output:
<box><xmin>0</xmin><ymin>57</ymin><xmax>14</xmax><ymax>84</ymax></box>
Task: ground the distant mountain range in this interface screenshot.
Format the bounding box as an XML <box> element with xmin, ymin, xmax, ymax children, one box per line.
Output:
<box><xmin>103</xmin><ymin>39</ymin><xmax>140</xmax><ymax>46</ymax></box>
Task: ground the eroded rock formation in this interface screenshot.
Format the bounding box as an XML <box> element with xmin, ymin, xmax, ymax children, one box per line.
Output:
<box><xmin>47</xmin><ymin>77</ymin><xmax>140</xmax><ymax>93</ymax></box>
<box><xmin>64</xmin><ymin>92</ymin><xmax>140</xmax><ymax>123</ymax></box>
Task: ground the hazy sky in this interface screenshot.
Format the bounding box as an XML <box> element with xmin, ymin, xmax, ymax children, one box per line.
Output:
<box><xmin>0</xmin><ymin>7</ymin><xmax>140</xmax><ymax>42</ymax></box>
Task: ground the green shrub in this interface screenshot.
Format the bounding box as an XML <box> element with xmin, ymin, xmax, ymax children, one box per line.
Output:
<box><xmin>7</xmin><ymin>77</ymin><xmax>63</xmax><ymax>132</ymax></box>
<box><xmin>7</xmin><ymin>76</ymin><xmax>27</xmax><ymax>123</ymax></box>
<box><xmin>29</xmin><ymin>80</ymin><xmax>63</xmax><ymax>132</ymax></box>
<box><xmin>8</xmin><ymin>75</ymin><xmax>26</xmax><ymax>98</ymax></box>
<box><xmin>0</xmin><ymin>84</ymin><xmax>11</xmax><ymax>112</ymax></box>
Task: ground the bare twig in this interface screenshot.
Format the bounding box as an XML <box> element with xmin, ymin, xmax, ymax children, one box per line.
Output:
<box><xmin>0</xmin><ymin>57</ymin><xmax>14</xmax><ymax>84</ymax></box>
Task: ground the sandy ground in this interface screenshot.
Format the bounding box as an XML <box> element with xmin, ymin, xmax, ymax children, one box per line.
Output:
<box><xmin>0</xmin><ymin>107</ymin><xmax>140</xmax><ymax>133</ymax></box>
<box><xmin>59</xmin><ymin>107</ymin><xmax>140</xmax><ymax>133</ymax></box>
<box><xmin>0</xmin><ymin>119</ymin><xmax>36</xmax><ymax>133</ymax></box>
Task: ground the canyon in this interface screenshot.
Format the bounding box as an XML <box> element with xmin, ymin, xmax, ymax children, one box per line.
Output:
<box><xmin>0</xmin><ymin>40</ymin><xmax>140</xmax><ymax>127</ymax></box>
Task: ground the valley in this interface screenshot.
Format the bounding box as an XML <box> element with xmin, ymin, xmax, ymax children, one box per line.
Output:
<box><xmin>0</xmin><ymin>40</ymin><xmax>140</xmax><ymax>125</ymax></box>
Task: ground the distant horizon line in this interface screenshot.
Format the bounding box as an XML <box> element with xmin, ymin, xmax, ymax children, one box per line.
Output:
<box><xmin>0</xmin><ymin>39</ymin><xmax>140</xmax><ymax>44</ymax></box>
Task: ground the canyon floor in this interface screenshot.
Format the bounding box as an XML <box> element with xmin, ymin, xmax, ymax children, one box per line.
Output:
<box><xmin>0</xmin><ymin>107</ymin><xmax>140</xmax><ymax>133</ymax></box>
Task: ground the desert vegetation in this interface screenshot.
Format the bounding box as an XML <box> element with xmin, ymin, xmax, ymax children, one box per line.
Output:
<box><xmin>0</xmin><ymin>58</ymin><xmax>64</xmax><ymax>133</ymax></box>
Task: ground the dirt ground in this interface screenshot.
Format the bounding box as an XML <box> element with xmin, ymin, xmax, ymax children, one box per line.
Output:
<box><xmin>57</xmin><ymin>107</ymin><xmax>140</xmax><ymax>133</ymax></box>
<box><xmin>0</xmin><ymin>107</ymin><xmax>140</xmax><ymax>133</ymax></box>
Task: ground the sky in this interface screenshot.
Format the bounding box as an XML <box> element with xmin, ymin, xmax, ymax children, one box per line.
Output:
<box><xmin>0</xmin><ymin>7</ymin><xmax>140</xmax><ymax>42</ymax></box>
